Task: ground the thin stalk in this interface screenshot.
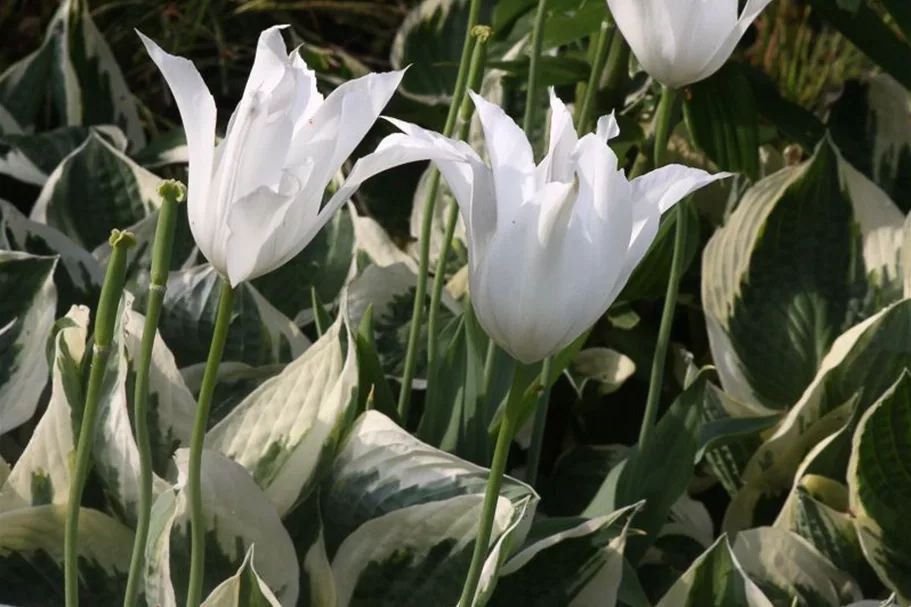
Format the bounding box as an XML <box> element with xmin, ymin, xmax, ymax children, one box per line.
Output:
<box><xmin>186</xmin><ymin>278</ymin><xmax>235</xmax><ymax>607</ymax></box>
<box><xmin>639</xmin><ymin>86</ymin><xmax>682</xmax><ymax>450</ymax></box>
<box><xmin>522</xmin><ymin>0</ymin><xmax>550</xmax><ymax>135</ymax></box>
<box><xmin>575</xmin><ymin>20</ymin><xmax>614</xmax><ymax>134</ymax></box>
<box><xmin>426</xmin><ymin>27</ymin><xmax>490</xmax><ymax>393</ymax></box>
<box><xmin>458</xmin><ymin>363</ymin><xmax>539</xmax><ymax>606</ymax></box>
<box><xmin>65</xmin><ymin>229</ymin><xmax>136</xmax><ymax>607</ymax></box>
<box><xmin>123</xmin><ymin>181</ymin><xmax>185</xmax><ymax>607</ymax></box>
<box><xmin>525</xmin><ymin>356</ymin><xmax>553</xmax><ymax>488</ymax></box>
<box><xmin>397</xmin><ymin>0</ymin><xmax>484</xmax><ymax>422</ymax></box>
<box><xmin>601</xmin><ymin>29</ymin><xmax>630</xmax><ymax>112</ymax></box>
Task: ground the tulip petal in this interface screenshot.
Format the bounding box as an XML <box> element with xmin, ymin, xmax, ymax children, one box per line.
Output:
<box><xmin>242</xmin><ymin>26</ymin><xmax>291</xmax><ymax>99</ymax></box>
<box><xmin>384</xmin><ymin>118</ymin><xmax>497</xmax><ymax>267</ymax></box>
<box><xmin>697</xmin><ymin>0</ymin><xmax>775</xmax><ymax>83</ymax></box>
<box><xmin>607</xmin><ymin>0</ymin><xmax>681</xmax><ymax>87</ymax></box>
<box><xmin>137</xmin><ymin>31</ymin><xmax>217</xmax><ymax>266</ymax></box>
<box><xmin>468</xmin><ymin>91</ymin><xmax>536</xmax><ymax>218</ymax></box>
<box><xmin>289</xmin><ymin>49</ymin><xmax>324</xmax><ymax>125</ymax></box>
<box><xmin>536</xmin><ymin>88</ymin><xmax>578</xmax><ymax>185</ymax></box>
<box><xmin>630</xmin><ymin>164</ymin><xmax>732</xmax><ymax>214</ymax></box>
<box><xmin>289</xmin><ymin>70</ymin><xmax>405</xmax><ymax>192</ymax></box>
<box><xmin>595</xmin><ymin>113</ymin><xmax>620</xmax><ymax>143</ymax></box>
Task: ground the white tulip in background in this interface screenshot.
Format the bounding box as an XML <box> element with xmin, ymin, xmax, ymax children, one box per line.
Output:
<box><xmin>344</xmin><ymin>90</ymin><xmax>730</xmax><ymax>364</ymax></box>
<box><xmin>139</xmin><ymin>25</ymin><xmax>404</xmax><ymax>286</ymax></box>
<box><xmin>606</xmin><ymin>0</ymin><xmax>775</xmax><ymax>89</ymax></box>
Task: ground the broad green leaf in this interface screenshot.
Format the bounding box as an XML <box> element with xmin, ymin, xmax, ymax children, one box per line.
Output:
<box><xmin>390</xmin><ymin>0</ymin><xmax>495</xmax><ymax>105</ymax></box>
<box><xmin>0</xmin><ymin>103</ymin><xmax>22</xmax><ymax>135</ymax></box>
<box><xmin>0</xmin><ymin>198</ymin><xmax>103</xmax><ymax>308</ymax></box>
<box><xmin>0</xmin><ymin>124</ymin><xmax>127</xmax><ymax>186</ymax></box>
<box><xmin>829</xmin><ymin>75</ymin><xmax>911</xmax><ymax>213</ymax></box>
<box><xmin>132</xmin><ymin>129</ymin><xmax>189</xmax><ymax>169</ymax></box>
<box><xmin>253</xmin><ymin>207</ymin><xmax>355</xmax><ymax>323</ymax></box>
<box><xmin>0</xmin><ymin>0</ymin><xmax>144</xmax><ymax>147</ymax></box>
<box><xmin>545</xmin><ymin>444</ymin><xmax>629</xmax><ymax>516</ymax></box>
<box><xmin>684</xmin><ymin>63</ymin><xmax>761</xmax><ymax>181</ymax></box>
<box><xmin>847</xmin><ymin>371</ymin><xmax>911</xmax><ymax>602</ymax></box>
<box><xmin>153</xmin><ymin>264</ymin><xmax>308</xmax><ymax>368</ymax></box>
<box><xmin>142</xmin><ymin>449</ymin><xmax>299</xmax><ymax>607</ymax></box>
<box><xmin>0</xmin><ymin>305</ymin><xmax>88</xmax><ymax>510</ymax></box>
<box><xmin>200</xmin><ymin>546</ymin><xmax>282</xmax><ymax>607</ymax></box>
<box><xmin>206</xmin><ymin>310</ymin><xmax>358</xmax><ymax>516</ymax></box>
<box><xmin>806</xmin><ymin>0</ymin><xmax>911</xmax><ymax>92</ymax></box>
<box><xmin>584</xmin><ymin>369</ymin><xmax>710</xmax><ymax>564</ymax></box>
<box><xmin>322</xmin><ymin>410</ymin><xmax>537</xmax><ymax>558</ymax></box>
<box><xmin>702</xmin><ymin>138</ymin><xmax>903</xmax><ymax>410</ymax></box>
<box><xmin>740</xmin><ymin>66</ymin><xmax>826</xmax><ymax>152</ymax></box>
<box><xmin>354</xmin><ymin>304</ymin><xmax>399</xmax><ymax>422</ymax></box>
<box><xmin>89</xmin><ymin>295</ymin><xmax>194</xmax><ymax>523</ymax></box>
<box><xmin>29</xmin><ymin>132</ymin><xmax>161</xmax><ymax>250</ymax></box>
<box><xmin>731</xmin><ymin>527</ymin><xmax>862</xmax><ymax>606</ymax></box>
<box><xmin>0</xmin><ymin>505</ymin><xmax>132</xmax><ymax>605</ymax></box>
<box><xmin>488</xmin><ymin>502</ymin><xmax>642</xmax><ymax>607</ymax></box>
<box><xmin>0</xmin><ymin>251</ymin><xmax>58</xmax><ymax>435</ymax></box>
<box><xmin>567</xmin><ymin>347</ymin><xmax>636</xmax><ymax>397</ymax></box>
<box><xmin>346</xmin><ymin>262</ymin><xmax>458</xmax><ymax>383</ymax></box>
<box><xmin>729</xmin><ymin>298</ymin><xmax>911</xmax><ymax>531</ymax></box>
<box><xmin>330</xmin><ymin>493</ymin><xmax>522</xmax><ymax>607</ymax></box>
<box><xmin>654</xmin><ymin>535</ymin><xmax>774</xmax><ymax>607</ymax></box>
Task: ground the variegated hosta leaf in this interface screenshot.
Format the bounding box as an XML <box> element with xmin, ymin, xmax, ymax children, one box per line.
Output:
<box><xmin>407</xmin><ymin>166</ymin><xmax>467</xmax><ymax>273</ymax></box>
<box><xmin>142</xmin><ymin>449</ymin><xmax>299</xmax><ymax>607</ymax></box>
<box><xmin>88</xmin><ymin>294</ymin><xmax>196</xmax><ymax>523</ymax></box>
<box><xmin>566</xmin><ymin>347</ymin><xmax>637</xmax><ymax>397</ymax></box>
<box><xmin>776</xmin><ymin>480</ymin><xmax>877</xmax><ymax>593</ymax></box>
<box><xmin>829</xmin><ymin>74</ymin><xmax>911</xmax><ymax>213</ymax></box>
<box><xmin>848</xmin><ymin>371</ymin><xmax>911</xmax><ymax>603</ymax></box>
<box><xmin>346</xmin><ymin>262</ymin><xmax>459</xmax><ymax>384</ymax></box>
<box><xmin>0</xmin><ymin>505</ymin><xmax>132</xmax><ymax>604</ymax></box>
<box><xmin>727</xmin><ymin>298</ymin><xmax>911</xmax><ymax>530</ymax></box>
<box><xmin>702</xmin><ymin>137</ymin><xmax>904</xmax><ymax>411</ymax></box>
<box><xmin>252</xmin><ymin>207</ymin><xmax>355</xmax><ymax>324</ymax></box>
<box><xmin>30</xmin><ymin>132</ymin><xmax>161</xmax><ymax>250</ymax></box>
<box><xmin>330</xmin><ymin>493</ymin><xmax>523</xmax><ymax>607</ymax></box>
<box><xmin>0</xmin><ymin>305</ymin><xmax>88</xmax><ymax>510</ymax></box>
<box><xmin>731</xmin><ymin>527</ymin><xmax>863</xmax><ymax>607</ymax></box>
<box><xmin>654</xmin><ymin>535</ymin><xmax>774</xmax><ymax>607</ymax></box>
<box><xmin>487</xmin><ymin>502</ymin><xmax>642</xmax><ymax>607</ymax></box>
<box><xmin>0</xmin><ymin>0</ymin><xmax>144</xmax><ymax>147</ymax></box>
<box><xmin>0</xmin><ymin>102</ymin><xmax>22</xmax><ymax>135</ymax></box>
<box><xmin>0</xmin><ymin>124</ymin><xmax>128</xmax><ymax>186</ymax></box>
<box><xmin>0</xmin><ymin>251</ymin><xmax>58</xmax><ymax>435</ymax></box>
<box><xmin>200</xmin><ymin>546</ymin><xmax>282</xmax><ymax>607</ymax></box>
<box><xmin>0</xmin><ymin>199</ymin><xmax>103</xmax><ymax>307</ymax></box>
<box><xmin>351</xmin><ymin>207</ymin><xmax>417</xmax><ymax>272</ymax></box>
<box><xmin>132</xmin><ymin>129</ymin><xmax>190</xmax><ymax>169</ymax></box>
<box><xmin>206</xmin><ymin>310</ymin><xmax>358</xmax><ymax>516</ymax></box>
<box><xmin>154</xmin><ymin>264</ymin><xmax>308</xmax><ymax>368</ymax></box>
<box><xmin>181</xmin><ymin>362</ymin><xmax>284</xmax><ymax>429</ymax></box>
<box><xmin>321</xmin><ymin>410</ymin><xmax>538</xmax><ymax>558</ymax></box>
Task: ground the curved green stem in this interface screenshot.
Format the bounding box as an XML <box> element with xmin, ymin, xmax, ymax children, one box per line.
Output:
<box><xmin>639</xmin><ymin>86</ymin><xmax>682</xmax><ymax>450</ymax></box>
<box><xmin>186</xmin><ymin>278</ymin><xmax>235</xmax><ymax>607</ymax></box>
<box><xmin>575</xmin><ymin>20</ymin><xmax>613</xmax><ymax>134</ymax></box>
<box><xmin>458</xmin><ymin>363</ymin><xmax>539</xmax><ymax>606</ymax></box>
<box><xmin>525</xmin><ymin>356</ymin><xmax>553</xmax><ymax>488</ymax></box>
<box><xmin>123</xmin><ymin>181</ymin><xmax>185</xmax><ymax>607</ymax></box>
<box><xmin>65</xmin><ymin>229</ymin><xmax>136</xmax><ymax>607</ymax></box>
<box><xmin>397</xmin><ymin>0</ymin><xmax>484</xmax><ymax>422</ymax></box>
<box><xmin>426</xmin><ymin>28</ymin><xmax>490</xmax><ymax>389</ymax></box>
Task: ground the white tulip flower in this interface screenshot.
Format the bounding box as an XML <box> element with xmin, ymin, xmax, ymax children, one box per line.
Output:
<box><xmin>343</xmin><ymin>90</ymin><xmax>730</xmax><ymax>364</ymax></box>
<box><xmin>607</xmin><ymin>0</ymin><xmax>774</xmax><ymax>89</ymax></box>
<box><xmin>138</xmin><ymin>26</ymin><xmax>405</xmax><ymax>286</ymax></box>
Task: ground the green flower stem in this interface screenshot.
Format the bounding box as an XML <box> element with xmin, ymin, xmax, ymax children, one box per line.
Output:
<box><xmin>123</xmin><ymin>181</ymin><xmax>186</xmax><ymax>607</ymax></box>
<box><xmin>639</xmin><ymin>85</ymin><xmax>682</xmax><ymax>450</ymax></box>
<box><xmin>397</xmin><ymin>0</ymin><xmax>484</xmax><ymax>422</ymax></box>
<box><xmin>575</xmin><ymin>20</ymin><xmax>614</xmax><ymax>134</ymax></box>
<box><xmin>458</xmin><ymin>362</ymin><xmax>539</xmax><ymax>606</ymax></box>
<box><xmin>524</xmin><ymin>356</ymin><xmax>553</xmax><ymax>488</ymax></box>
<box><xmin>64</xmin><ymin>229</ymin><xmax>136</xmax><ymax>607</ymax></box>
<box><xmin>522</xmin><ymin>0</ymin><xmax>550</xmax><ymax>136</ymax></box>
<box><xmin>426</xmin><ymin>26</ymin><xmax>490</xmax><ymax>392</ymax></box>
<box><xmin>186</xmin><ymin>277</ymin><xmax>235</xmax><ymax>607</ymax></box>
